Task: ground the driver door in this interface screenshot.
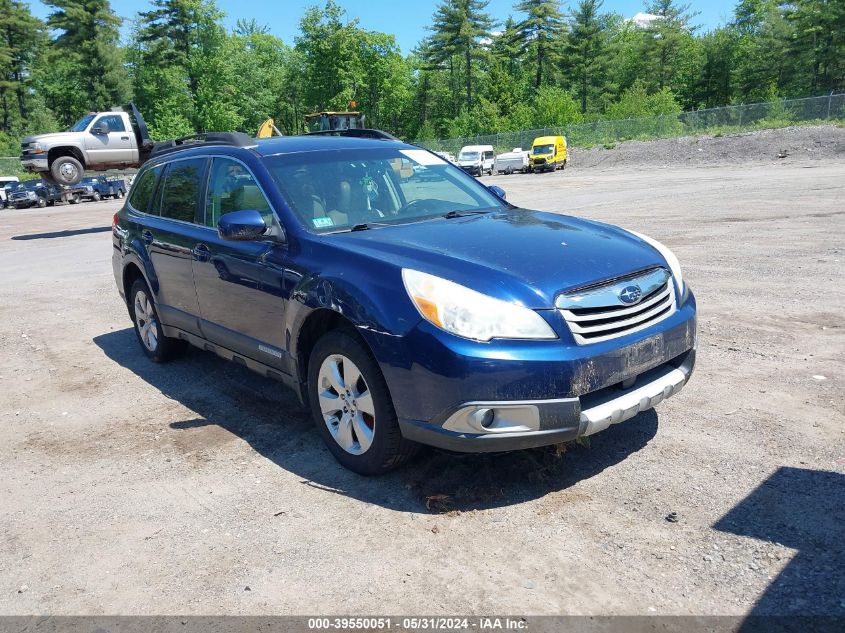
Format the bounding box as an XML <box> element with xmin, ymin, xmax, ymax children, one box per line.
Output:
<box><xmin>84</xmin><ymin>114</ymin><xmax>134</xmax><ymax>165</ymax></box>
<box><xmin>191</xmin><ymin>157</ymin><xmax>290</xmax><ymax>367</ymax></box>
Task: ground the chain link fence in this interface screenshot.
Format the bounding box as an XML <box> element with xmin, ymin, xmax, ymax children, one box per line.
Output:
<box><xmin>415</xmin><ymin>93</ymin><xmax>845</xmax><ymax>155</ymax></box>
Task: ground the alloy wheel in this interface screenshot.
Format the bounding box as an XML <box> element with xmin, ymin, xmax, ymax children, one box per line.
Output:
<box><xmin>317</xmin><ymin>354</ymin><xmax>376</xmax><ymax>455</ymax></box>
<box><xmin>133</xmin><ymin>290</ymin><xmax>159</xmax><ymax>352</ymax></box>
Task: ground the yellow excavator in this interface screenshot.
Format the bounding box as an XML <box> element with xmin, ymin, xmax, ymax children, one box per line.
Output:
<box><xmin>257</xmin><ymin>103</ymin><xmax>365</xmax><ymax>138</ymax></box>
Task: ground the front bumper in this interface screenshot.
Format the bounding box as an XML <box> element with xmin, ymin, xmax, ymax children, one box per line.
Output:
<box><xmin>366</xmin><ymin>289</ymin><xmax>697</xmax><ymax>452</ymax></box>
<box><xmin>459</xmin><ymin>165</ymin><xmax>481</xmax><ymax>176</ymax></box>
<box><xmin>20</xmin><ymin>155</ymin><xmax>48</xmax><ymax>171</ymax></box>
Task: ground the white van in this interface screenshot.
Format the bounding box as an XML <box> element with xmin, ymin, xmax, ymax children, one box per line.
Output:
<box><xmin>457</xmin><ymin>145</ymin><xmax>495</xmax><ymax>176</ymax></box>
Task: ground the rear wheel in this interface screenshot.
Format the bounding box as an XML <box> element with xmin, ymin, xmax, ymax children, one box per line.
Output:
<box><xmin>308</xmin><ymin>330</ymin><xmax>417</xmax><ymax>475</ymax></box>
<box><xmin>129</xmin><ymin>278</ymin><xmax>186</xmax><ymax>362</ymax></box>
<box><xmin>92</xmin><ymin>191</ymin><xmax>101</xmax><ymax>202</ymax></box>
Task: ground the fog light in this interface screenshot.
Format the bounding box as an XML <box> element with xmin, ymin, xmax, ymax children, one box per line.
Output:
<box><xmin>469</xmin><ymin>408</ymin><xmax>495</xmax><ymax>431</ymax></box>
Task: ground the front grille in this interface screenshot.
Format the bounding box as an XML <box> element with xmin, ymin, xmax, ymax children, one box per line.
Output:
<box><xmin>533</xmin><ymin>158</ymin><xmax>546</xmax><ymax>164</ymax></box>
<box><xmin>556</xmin><ymin>268</ymin><xmax>677</xmax><ymax>344</ymax></box>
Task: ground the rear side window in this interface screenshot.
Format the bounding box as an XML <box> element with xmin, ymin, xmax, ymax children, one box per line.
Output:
<box><xmin>128</xmin><ymin>166</ymin><xmax>163</xmax><ymax>213</ymax></box>
<box><xmin>158</xmin><ymin>158</ymin><xmax>207</xmax><ymax>223</ymax></box>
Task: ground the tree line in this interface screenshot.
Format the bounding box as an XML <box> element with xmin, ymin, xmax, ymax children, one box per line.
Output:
<box><xmin>0</xmin><ymin>0</ymin><xmax>841</xmax><ymax>152</ymax></box>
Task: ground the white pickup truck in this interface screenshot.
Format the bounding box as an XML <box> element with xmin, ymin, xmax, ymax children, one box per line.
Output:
<box><xmin>20</xmin><ymin>104</ymin><xmax>154</xmax><ymax>186</ymax></box>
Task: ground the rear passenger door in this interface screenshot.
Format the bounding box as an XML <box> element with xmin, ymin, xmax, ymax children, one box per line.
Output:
<box><xmin>190</xmin><ymin>157</ymin><xmax>288</xmax><ymax>365</ymax></box>
<box><xmin>139</xmin><ymin>158</ymin><xmax>209</xmax><ymax>334</ymax></box>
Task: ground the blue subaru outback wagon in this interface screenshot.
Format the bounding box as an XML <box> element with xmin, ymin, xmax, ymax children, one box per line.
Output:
<box><xmin>112</xmin><ymin>131</ymin><xmax>696</xmax><ymax>474</ymax></box>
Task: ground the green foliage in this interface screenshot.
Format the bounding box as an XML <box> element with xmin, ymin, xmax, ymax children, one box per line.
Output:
<box><xmin>0</xmin><ymin>0</ymin><xmax>841</xmax><ymax>163</ymax></box>
<box><xmin>43</xmin><ymin>0</ymin><xmax>129</xmax><ymax>125</ymax></box>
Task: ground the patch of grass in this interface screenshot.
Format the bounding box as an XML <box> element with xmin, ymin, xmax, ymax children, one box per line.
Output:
<box><xmin>603</xmin><ymin>142</ymin><xmax>616</xmax><ymax>150</ymax></box>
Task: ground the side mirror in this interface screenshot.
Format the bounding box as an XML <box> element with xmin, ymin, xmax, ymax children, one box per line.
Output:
<box><xmin>218</xmin><ymin>210</ymin><xmax>269</xmax><ymax>241</ymax></box>
<box><xmin>92</xmin><ymin>123</ymin><xmax>109</xmax><ymax>134</ymax></box>
<box><xmin>488</xmin><ymin>185</ymin><xmax>507</xmax><ymax>200</ymax></box>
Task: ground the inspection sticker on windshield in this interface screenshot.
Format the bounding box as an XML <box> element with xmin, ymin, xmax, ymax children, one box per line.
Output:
<box><xmin>313</xmin><ymin>217</ymin><xmax>334</xmax><ymax>228</ymax></box>
<box><xmin>400</xmin><ymin>149</ymin><xmax>446</xmax><ymax>166</ymax></box>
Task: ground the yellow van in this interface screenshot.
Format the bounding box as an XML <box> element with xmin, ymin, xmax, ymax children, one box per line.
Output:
<box><xmin>529</xmin><ymin>135</ymin><xmax>567</xmax><ymax>173</ymax></box>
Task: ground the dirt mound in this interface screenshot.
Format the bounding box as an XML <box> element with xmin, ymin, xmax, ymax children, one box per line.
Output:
<box><xmin>572</xmin><ymin>124</ymin><xmax>845</xmax><ymax>170</ymax></box>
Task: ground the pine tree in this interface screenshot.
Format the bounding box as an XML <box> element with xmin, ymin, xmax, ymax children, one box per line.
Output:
<box><xmin>564</xmin><ymin>0</ymin><xmax>606</xmax><ymax>113</ymax></box>
<box><xmin>0</xmin><ymin>0</ymin><xmax>44</xmax><ymax>131</ymax></box>
<box><xmin>44</xmin><ymin>0</ymin><xmax>129</xmax><ymax>119</ymax></box>
<box><xmin>426</xmin><ymin>0</ymin><xmax>494</xmax><ymax>108</ymax></box>
<box><xmin>513</xmin><ymin>0</ymin><xmax>565</xmax><ymax>89</ymax></box>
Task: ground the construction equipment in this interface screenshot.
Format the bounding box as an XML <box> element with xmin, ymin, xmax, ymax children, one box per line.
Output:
<box><xmin>257</xmin><ymin>118</ymin><xmax>283</xmax><ymax>138</ymax></box>
<box><xmin>304</xmin><ymin>111</ymin><xmax>365</xmax><ymax>133</ymax></box>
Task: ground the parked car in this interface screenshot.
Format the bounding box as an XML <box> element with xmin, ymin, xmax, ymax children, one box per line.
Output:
<box><xmin>494</xmin><ymin>147</ymin><xmax>530</xmax><ymax>175</ymax></box>
<box><xmin>20</xmin><ymin>103</ymin><xmax>153</xmax><ymax>186</ymax></box>
<box><xmin>78</xmin><ymin>176</ymin><xmax>127</xmax><ymax>202</ymax></box>
<box><xmin>457</xmin><ymin>144</ymin><xmax>495</xmax><ymax>176</ymax></box>
<box><xmin>0</xmin><ymin>176</ymin><xmax>20</xmax><ymax>208</ymax></box>
<box><xmin>8</xmin><ymin>179</ymin><xmax>80</xmax><ymax>208</ymax></box>
<box><xmin>112</xmin><ymin>131</ymin><xmax>696</xmax><ymax>475</ymax></box>
<box><xmin>434</xmin><ymin>151</ymin><xmax>457</xmax><ymax>164</ymax></box>
<box><xmin>529</xmin><ymin>135</ymin><xmax>567</xmax><ymax>172</ymax></box>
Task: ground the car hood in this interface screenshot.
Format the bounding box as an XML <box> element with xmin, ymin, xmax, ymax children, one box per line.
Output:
<box><xmin>327</xmin><ymin>209</ymin><xmax>665</xmax><ymax>308</ymax></box>
<box><xmin>22</xmin><ymin>132</ymin><xmax>81</xmax><ymax>145</ymax></box>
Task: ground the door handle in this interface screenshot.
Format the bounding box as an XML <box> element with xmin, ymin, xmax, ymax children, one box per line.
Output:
<box><xmin>120</xmin><ymin>136</ymin><xmax>130</xmax><ymax>141</ymax></box>
<box><xmin>192</xmin><ymin>243</ymin><xmax>211</xmax><ymax>262</ymax></box>
<box><xmin>141</xmin><ymin>230</ymin><xmax>153</xmax><ymax>245</ymax></box>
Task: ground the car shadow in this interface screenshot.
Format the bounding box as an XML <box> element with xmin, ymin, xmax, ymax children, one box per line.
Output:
<box><xmin>94</xmin><ymin>328</ymin><xmax>659</xmax><ymax>514</ymax></box>
<box><xmin>714</xmin><ymin>466</ymin><xmax>845</xmax><ymax>625</ymax></box>
<box><xmin>11</xmin><ymin>226</ymin><xmax>111</xmax><ymax>240</ymax></box>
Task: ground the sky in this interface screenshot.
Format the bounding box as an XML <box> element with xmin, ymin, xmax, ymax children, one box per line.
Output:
<box><xmin>29</xmin><ymin>0</ymin><xmax>738</xmax><ymax>53</ymax></box>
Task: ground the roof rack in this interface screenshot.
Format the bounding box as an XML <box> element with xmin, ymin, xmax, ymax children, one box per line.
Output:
<box><xmin>301</xmin><ymin>128</ymin><xmax>399</xmax><ymax>141</ymax></box>
<box><xmin>150</xmin><ymin>131</ymin><xmax>257</xmax><ymax>159</ymax></box>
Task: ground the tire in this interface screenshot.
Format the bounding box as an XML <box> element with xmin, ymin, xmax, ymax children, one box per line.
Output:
<box><xmin>49</xmin><ymin>155</ymin><xmax>85</xmax><ymax>186</ymax></box>
<box><xmin>128</xmin><ymin>278</ymin><xmax>186</xmax><ymax>363</ymax></box>
<box><xmin>117</xmin><ymin>190</ymin><xmax>124</xmax><ymax>199</ymax></box>
<box><xmin>71</xmin><ymin>194</ymin><xmax>80</xmax><ymax>204</ymax></box>
<box><xmin>92</xmin><ymin>192</ymin><xmax>101</xmax><ymax>202</ymax></box>
<box><xmin>37</xmin><ymin>196</ymin><xmax>47</xmax><ymax>208</ymax></box>
<box><xmin>308</xmin><ymin>329</ymin><xmax>418</xmax><ymax>475</ymax></box>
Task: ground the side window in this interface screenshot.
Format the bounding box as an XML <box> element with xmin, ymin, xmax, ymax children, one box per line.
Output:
<box><xmin>205</xmin><ymin>157</ymin><xmax>273</xmax><ymax>228</ymax></box>
<box><xmin>95</xmin><ymin>114</ymin><xmax>126</xmax><ymax>132</ymax></box>
<box><xmin>127</xmin><ymin>165</ymin><xmax>163</xmax><ymax>213</ymax></box>
<box><xmin>159</xmin><ymin>158</ymin><xmax>206</xmax><ymax>223</ymax></box>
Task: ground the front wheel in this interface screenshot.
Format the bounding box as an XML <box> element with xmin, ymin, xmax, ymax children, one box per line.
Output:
<box><xmin>129</xmin><ymin>279</ymin><xmax>186</xmax><ymax>362</ymax></box>
<box><xmin>37</xmin><ymin>196</ymin><xmax>47</xmax><ymax>208</ymax></box>
<box><xmin>92</xmin><ymin>192</ymin><xmax>101</xmax><ymax>202</ymax></box>
<box><xmin>308</xmin><ymin>330</ymin><xmax>418</xmax><ymax>475</ymax></box>
<box><xmin>49</xmin><ymin>156</ymin><xmax>84</xmax><ymax>186</ymax></box>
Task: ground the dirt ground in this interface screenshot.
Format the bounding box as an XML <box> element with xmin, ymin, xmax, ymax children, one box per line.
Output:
<box><xmin>0</xmin><ymin>147</ymin><xmax>843</xmax><ymax>616</ymax></box>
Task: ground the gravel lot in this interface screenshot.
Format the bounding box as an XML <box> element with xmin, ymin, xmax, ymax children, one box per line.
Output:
<box><xmin>0</xmin><ymin>145</ymin><xmax>843</xmax><ymax>617</ymax></box>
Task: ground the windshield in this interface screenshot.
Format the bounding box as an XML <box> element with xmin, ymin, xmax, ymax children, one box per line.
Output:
<box><xmin>81</xmin><ymin>178</ymin><xmax>98</xmax><ymax>185</ymax></box>
<box><xmin>533</xmin><ymin>144</ymin><xmax>554</xmax><ymax>155</ymax></box>
<box><xmin>68</xmin><ymin>114</ymin><xmax>95</xmax><ymax>132</ymax></box>
<box><xmin>262</xmin><ymin>147</ymin><xmax>505</xmax><ymax>233</ymax></box>
<box><xmin>14</xmin><ymin>181</ymin><xmax>41</xmax><ymax>190</ymax></box>
<box><xmin>458</xmin><ymin>151</ymin><xmax>480</xmax><ymax>161</ymax></box>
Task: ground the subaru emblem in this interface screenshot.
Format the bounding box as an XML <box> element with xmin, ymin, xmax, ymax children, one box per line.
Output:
<box><xmin>618</xmin><ymin>285</ymin><xmax>642</xmax><ymax>305</ymax></box>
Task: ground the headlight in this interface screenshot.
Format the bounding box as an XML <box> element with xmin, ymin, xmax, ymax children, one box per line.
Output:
<box><xmin>628</xmin><ymin>230</ymin><xmax>685</xmax><ymax>297</ymax></box>
<box><xmin>402</xmin><ymin>269</ymin><xmax>557</xmax><ymax>342</ymax></box>
<box><xmin>31</xmin><ymin>143</ymin><xmax>44</xmax><ymax>154</ymax></box>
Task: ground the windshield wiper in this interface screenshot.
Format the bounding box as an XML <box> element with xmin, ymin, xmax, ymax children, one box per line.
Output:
<box><xmin>442</xmin><ymin>209</ymin><xmax>493</xmax><ymax>219</ymax></box>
